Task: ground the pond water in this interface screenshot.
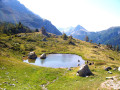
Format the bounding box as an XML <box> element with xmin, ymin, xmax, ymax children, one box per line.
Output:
<box><xmin>23</xmin><ymin>54</ymin><xmax>85</xmax><ymax>68</ymax></box>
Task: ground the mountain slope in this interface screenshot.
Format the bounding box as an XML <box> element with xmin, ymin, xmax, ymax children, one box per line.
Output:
<box><xmin>65</xmin><ymin>25</ymin><xmax>120</xmax><ymax>45</ymax></box>
<box><xmin>88</xmin><ymin>27</ymin><xmax>120</xmax><ymax>45</ymax></box>
<box><xmin>0</xmin><ymin>0</ymin><xmax>62</xmax><ymax>35</ymax></box>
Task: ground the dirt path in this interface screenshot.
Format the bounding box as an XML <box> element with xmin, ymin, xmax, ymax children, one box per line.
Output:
<box><xmin>101</xmin><ymin>76</ymin><xmax>120</xmax><ymax>89</ymax></box>
<box><xmin>40</xmin><ymin>70</ymin><xmax>68</xmax><ymax>90</ymax></box>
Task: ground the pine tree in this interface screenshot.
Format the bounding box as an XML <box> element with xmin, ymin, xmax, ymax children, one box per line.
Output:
<box><xmin>62</xmin><ymin>33</ymin><xmax>67</xmax><ymax>40</ymax></box>
<box><xmin>116</xmin><ymin>45</ymin><xmax>119</xmax><ymax>51</ymax></box>
<box><xmin>85</xmin><ymin>36</ymin><xmax>89</xmax><ymax>42</ymax></box>
<box><xmin>35</xmin><ymin>29</ymin><xmax>39</xmax><ymax>32</ymax></box>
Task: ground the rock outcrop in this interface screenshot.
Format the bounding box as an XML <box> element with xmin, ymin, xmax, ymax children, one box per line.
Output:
<box><xmin>28</xmin><ymin>52</ymin><xmax>37</xmax><ymax>59</ymax></box>
<box><xmin>77</xmin><ymin>64</ymin><xmax>92</xmax><ymax>77</ymax></box>
<box><xmin>40</xmin><ymin>53</ymin><xmax>46</xmax><ymax>59</ymax></box>
<box><xmin>40</xmin><ymin>27</ymin><xmax>50</xmax><ymax>37</ymax></box>
<box><xmin>42</xmin><ymin>38</ymin><xmax>47</xmax><ymax>41</ymax></box>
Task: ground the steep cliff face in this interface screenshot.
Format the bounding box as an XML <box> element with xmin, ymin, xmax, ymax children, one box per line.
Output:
<box><xmin>0</xmin><ymin>0</ymin><xmax>62</xmax><ymax>35</ymax></box>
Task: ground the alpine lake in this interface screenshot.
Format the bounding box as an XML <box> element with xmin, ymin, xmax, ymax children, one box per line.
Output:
<box><xmin>23</xmin><ymin>54</ymin><xmax>85</xmax><ymax>68</ymax></box>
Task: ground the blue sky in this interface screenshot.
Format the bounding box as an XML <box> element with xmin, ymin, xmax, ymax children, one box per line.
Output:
<box><xmin>18</xmin><ymin>0</ymin><xmax>120</xmax><ymax>31</ymax></box>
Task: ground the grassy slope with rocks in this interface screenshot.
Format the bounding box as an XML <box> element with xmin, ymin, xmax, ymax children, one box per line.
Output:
<box><xmin>0</xmin><ymin>32</ymin><xmax>120</xmax><ymax>90</ymax></box>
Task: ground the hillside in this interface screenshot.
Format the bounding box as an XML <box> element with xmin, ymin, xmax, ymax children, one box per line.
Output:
<box><xmin>0</xmin><ymin>30</ymin><xmax>120</xmax><ymax>89</ymax></box>
<box><xmin>64</xmin><ymin>25</ymin><xmax>120</xmax><ymax>45</ymax></box>
<box><xmin>0</xmin><ymin>0</ymin><xmax>62</xmax><ymax>35</ymax></box>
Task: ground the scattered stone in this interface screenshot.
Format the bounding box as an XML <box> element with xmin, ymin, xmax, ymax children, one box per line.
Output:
<box><xmin>16</xmin><ymin>81</ymin><xmax>18</xmax><ymax>83</ymax></box>
<box><xmin>106</xmin><ymin>77</ymin><xmax>113</xmax><ymax>80</ymax></box>
<box><xmin>113</xmin><ymin>68</ymin><xmax>117</xmax><ymax>71</ymax></box>
<box><xmin>12</xmin><ymin>79</ymin><xmax>16</xmax><ymax>81</ymax></box>
<box><xmin>77</xmin><ymin>64</ymin><xmax>92</xmax><ymax>77</ymax></box>
<box><xmin>68</xmin><ymin>68</ymin><xmax>72</xmax><ymax>71</ymax></box>
<box><xmin>78</xmin><ymin>60</ymin><xmax>80</xmax><ymax>62</ymax></box>
<box><xmin>40</xmin><ymin>53</ymin><xmax>46</xmax><ymax>59</ymax></box>
<box><xmin>42</xmin><ymin>38</ymin><xmax>47</xmax><ymax>41</ymax></box>
<box><xmin>118</xmin><ymin>67</ymin><xmax>120</xmax><ymax>71</ymax></box>
<box><xmin>9</xmin><ymin>84</ymin><xmax>15</xmax><ymax>87</ymax></box>
<box><xmin>105</xmin><ymin>67</ymin><xmax>112</xmax><ymax>71</ymax></box>
<box><xmin>28</xmin><ymin>52</ymin><xmax>37</xmax><ymax>59</ymax></box>
<box><xmin>109</xmin><ymin>57</ymin><xmax>114</xmax><ymax>60</ymax></box>
<box><xmin>93</xmin><ymin>46</ymin><xmax>98</xmax><ymax>48</ymax></box>
<box><xmin>3</xmin><ymin>88</ymin><xmax>6</xmax><ymax>90</ymax></box>
<box><xmin>3</xmin><ymin>82</ymin><xmax>8</xmax><ymax>84</ymax></box>
<box><xmin>108</xmin><ymin>71</ymin><xmax>112</xmax><ymax>74</ymax></box>
<box><xmin>76</xmin><ymin>73</ymin><xmax>79</xmax><ymax>76</ymax></box>
<box><xmin>1</xmin><ymin>67</ymin><xmax>6</xmax><ymax>70</ymax></box>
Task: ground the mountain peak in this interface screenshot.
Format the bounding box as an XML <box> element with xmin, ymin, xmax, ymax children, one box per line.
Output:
<box><xmin>74</xmin><ymin>25</ymin><xmax>87</xmax><ymax>32</ymax></box>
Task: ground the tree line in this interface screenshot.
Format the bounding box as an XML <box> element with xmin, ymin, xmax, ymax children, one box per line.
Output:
<box><xmin>0</xmin><ymin>22</ymin><xmax>32</xmax><ymax>35</ymax></box>
<box><xmin>85</xmin><ymin>35</ymin><xmax>119</xmax><ymax>52</ymax></box>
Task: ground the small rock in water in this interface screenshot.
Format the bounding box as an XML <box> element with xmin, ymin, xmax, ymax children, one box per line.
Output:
<box><xmin>108</xmin><ymin>71</ymin><xmax>112</xmax><ymax>74</ymax></box>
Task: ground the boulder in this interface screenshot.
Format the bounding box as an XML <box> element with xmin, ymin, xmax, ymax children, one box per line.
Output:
<box><xmin>118</xmin><ymin>67</ymin><xmax>120</xmax><ymax>71</ymax></box>
<box><xmin>42</xmin><ymin>38</ymin><xmax>47</xmax><ymax>41</ymax></box>
<box><xmin>105</xmin><ymin>67</ymin><xmax>112</xmax><ymax>71</ymax></box>
<box><xmin>40</xmin><ymin>53</ymin><xmax>46</xmax><ymax>59</ymax></box>
<box><xmin>28</xmin><ymin>52</ymin><xmax>37</xmax><ymax>59</ymax></box>
<box><xmin>77</xmin><ymin>64</ymin><xmax>92</xmax><ymax>77</ymax></box>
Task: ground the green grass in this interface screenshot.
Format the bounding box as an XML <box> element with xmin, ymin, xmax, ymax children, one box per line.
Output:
<box><xmin>0</xmin><ymin>32</ymin><xmax>120</xmax><ymax>90</ymax></box>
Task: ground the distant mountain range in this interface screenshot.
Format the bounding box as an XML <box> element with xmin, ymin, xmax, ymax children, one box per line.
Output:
<box><xmin>59</xmin><ymin>25</ymin><xmax>120</xmax><ymax>46</ymax></box>
<box><xmin>0</xmin><ymin>0</ymin><xmax>62</xmax><ymax>35</ymax></box>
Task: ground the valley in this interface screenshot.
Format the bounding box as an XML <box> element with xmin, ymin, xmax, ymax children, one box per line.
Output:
<box><xmin>0</xmin><ymin>31</ymin><xmax>120</xmax><ymax>90</ymax></box>
<box><xmin>0</xmin><ymin>0</ymin><xmax>120</xmax><ymax>90</ymax></box>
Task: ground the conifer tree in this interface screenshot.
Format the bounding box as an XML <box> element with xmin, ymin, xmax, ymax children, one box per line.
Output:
<box><xmin>85</xmin><ymin>36</ymin><xmax>89</xmax><ymax>42</ymax></box>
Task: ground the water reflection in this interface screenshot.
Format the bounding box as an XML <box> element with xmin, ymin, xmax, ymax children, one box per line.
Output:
<box><xmin>28</xmin><ymin>59</ymin><xmax>35</xmax><ymax>63</ymax></box>
<box><xmin>23</xmin><ymin>54</ymin><xmax>85</xmax><ymax>68</ymax></box>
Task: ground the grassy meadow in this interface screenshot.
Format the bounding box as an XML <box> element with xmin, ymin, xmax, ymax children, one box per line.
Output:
<box><xmin>0</xmin><ymin>32</ymin><xmax>120</xmax><ymax>90</ymax></box>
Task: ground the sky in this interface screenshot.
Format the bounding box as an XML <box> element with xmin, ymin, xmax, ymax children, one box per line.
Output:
<box><xmin>18</xmin><ymin>0</ymin><xmax>120</xmax><ymax>31</ymax></box>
